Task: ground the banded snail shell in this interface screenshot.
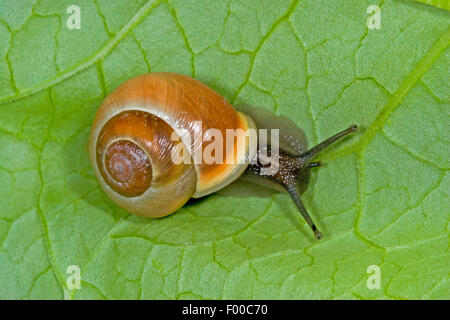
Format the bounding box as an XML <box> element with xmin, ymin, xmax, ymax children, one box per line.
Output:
<box><xmin>89</xmin><ymin>72</ymin><xmax>256</xmax><ymax>218</ymax></box>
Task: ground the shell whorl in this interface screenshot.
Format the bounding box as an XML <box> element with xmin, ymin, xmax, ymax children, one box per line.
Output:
<box><xmin>89</xmin><ymin>72</ymin><xmax>255</xmax><ymax>218</ymax></box>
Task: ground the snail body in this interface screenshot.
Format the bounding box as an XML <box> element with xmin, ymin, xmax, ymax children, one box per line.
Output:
<box><xmin>89</xmin><ymin>72</ymin><xmax>357</xmax><ymax>239</ymax></box>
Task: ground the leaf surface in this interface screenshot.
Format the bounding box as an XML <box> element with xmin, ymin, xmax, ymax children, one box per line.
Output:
<box><xmin>412</xmin><ymin>0</ymin><xmax>449</xmax><ymax>11</ymax></box>
<box><xmin>0</xmin><ymin>0</ymin><xmax>448</xmax><ymax>299</ymax></box>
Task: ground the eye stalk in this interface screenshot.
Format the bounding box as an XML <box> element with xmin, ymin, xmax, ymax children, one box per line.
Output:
<box><xmin>299</xmin><ymin>124</ymin><xmax>358</xmax><ymax>163</ymax></box>
<box><xmin>246</xmin><ymin>124</ymin><xmax>358</xmax><ymax>240</ymax></box>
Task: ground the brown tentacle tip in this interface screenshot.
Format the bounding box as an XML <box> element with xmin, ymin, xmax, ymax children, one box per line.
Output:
<box><xmin>349</xmin><ymin>124</ymin><xmax>358</xmax><ymax>132</ymax></box>
<box><xmin>314</xmin><ymin>230</ymin><xmax>323</xmax><ymax>240</ymax></box>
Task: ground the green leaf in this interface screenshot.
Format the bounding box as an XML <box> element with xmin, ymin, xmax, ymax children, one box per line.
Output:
<box><xmin>410</xmin><ymin>0</ymin><xmax>449</xmax><ymax>11</ymax></box>
<box><xmin>0</xmin><ymin>0</ymin><xmax>448</xmax><ymax>300</ymax></box>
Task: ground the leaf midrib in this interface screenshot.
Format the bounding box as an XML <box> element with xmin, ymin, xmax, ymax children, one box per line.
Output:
<box><xmin>0</xmin><ymin>0</ymin><xmax>162</xmax><ymax>105</ymax></box>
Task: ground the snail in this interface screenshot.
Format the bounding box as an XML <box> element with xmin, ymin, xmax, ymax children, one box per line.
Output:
<box><xmin>89</xmin><ymin>72</ymin><xmax>357</xmax><ymax>240</ymax></box>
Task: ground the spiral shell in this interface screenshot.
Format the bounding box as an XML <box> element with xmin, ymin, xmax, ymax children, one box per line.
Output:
<box><xmin>89</xmin><ymin>73</ymin><xmax>256</xmax><ymax>218</ymax></box>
